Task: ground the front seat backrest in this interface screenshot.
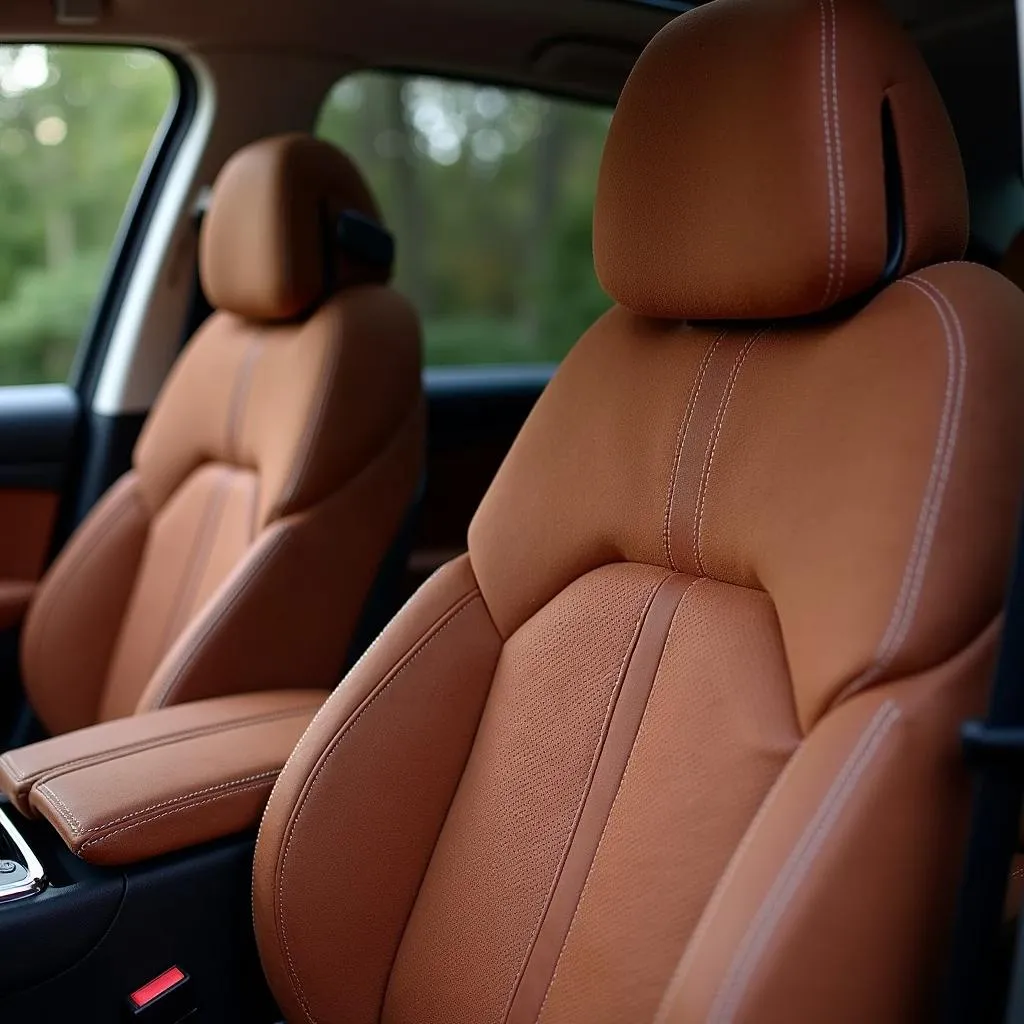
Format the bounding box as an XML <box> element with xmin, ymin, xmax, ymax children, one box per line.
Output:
<box><xmin>22</xmin><ymin>134</ymin><xmax>423</xmax><ymax>735</ymax></box>
<box><xmin>252</xmin><ymin>3</ymin><xmax>1024</xmax><ymax>1023</ymax></box>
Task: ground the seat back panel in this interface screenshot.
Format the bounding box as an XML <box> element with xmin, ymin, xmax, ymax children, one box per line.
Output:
<box><xmin>100</xmin><ymin>464</ymin><xmax>259</xmax><ymax>722</ymax></box>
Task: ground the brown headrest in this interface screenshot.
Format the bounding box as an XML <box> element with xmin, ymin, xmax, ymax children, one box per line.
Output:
<box><xmin>594</xmin><ymin>0</ymin><xmax>968</xmax><ymax>321</ymax></box>
<box><xmin>200</xmin><ymin>133</ymin><xmax>387</xmax><ymax>322</ymax></box>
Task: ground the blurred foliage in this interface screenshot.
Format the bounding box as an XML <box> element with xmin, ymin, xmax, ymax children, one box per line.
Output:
<box><xmin>0</xmin><ymin>46</ymin><xmax>173</xmax><ymax>385</ymax></box>
<box><xmin>0</xmin><ymin>56</ymin><xmax>608</xmax><ymax>387</ymax></box>
<box><xmin>317</xmin><ymin>74</ymin><xmax>613</xmax><ymax>366</ymax></box>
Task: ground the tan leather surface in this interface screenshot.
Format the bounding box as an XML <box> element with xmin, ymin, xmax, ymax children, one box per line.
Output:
<box><xmin>594</xmin><ymin>0</ymin><xmax>967</xmax><ymax>320</ymax></box>
<box><xmin>654</xmin><ymin>622</ymin><xmax>996</xmax><ymax>1024</ymax></box>
<box><xmin>0</xmin><ymin>581</ymin><xmax>36</xmax><ymax>632</ymax></box>
<box><xmin>201</xmin><ymin>133</ymin><xmax>385</xmax><ymax>322</ymax></box>
<box><xmin>0</xmin><ymin>689</ymin><xmax>325</xmax><ymax>817</ymax></box>
<box><xmin>22</xmin><ymin>475</ymin><xmax>150</xmax><ymax>735</ymax></box>
<box><xmin>469</xmin><ymin>263</ymin><xmax>1024</xmax><ymax>734</ymax></box>
<box><xmin>251</xmin><ymin>5</ymin><xmax>1024</xmax><ymax>1022</ymax></box>
<box><xmin>253</xmin><ymin>555</ymin><xmax>501</xmax><ymax>1024</ymax></box>
<box><xmin>22</xmin><ymin>136</ymin><xmax>424</xmax><ymax>735</ymax></box>
<box><xmin>20</xmin><ymin>689</ymin><xmax>326</xmax><ymax>865</ymax></box>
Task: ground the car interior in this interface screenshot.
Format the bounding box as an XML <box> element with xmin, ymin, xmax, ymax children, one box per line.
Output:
<box><xmin>0</xmin><ymin>0</ymin><xmax>1022</xmax><ymax>1021</ymax></box>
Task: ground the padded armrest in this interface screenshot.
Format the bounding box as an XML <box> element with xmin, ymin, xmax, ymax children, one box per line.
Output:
<box><xmin>0</xmin><ymin>690</ymin><xmax>326</xmax><ymax>865</ymax></box>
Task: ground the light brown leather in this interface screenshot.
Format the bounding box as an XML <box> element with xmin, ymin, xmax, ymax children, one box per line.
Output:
<box><xmin>252</xmin><ymin>3</ymin><xmax>1024</xmax><ymax>1023</ymax></box>
<box><xmin>594</xmin><ymin>0</ymin><xmax>968</xmax><ymax>320</ymax></box>
<box><xmin>201</xmin><ymin>132</ymin><xmax>386</xmax><ymax>322</ymax></box>
<box><xmin>21</xmin><ymin>135</ymin><xmax>423</xmax><ymax>737</ymax></box>
<box><xmin>7</xmin><ymin>689</ymin><xmax>325</xmax><ymax>865</ymax></box>
<box><xmin>0</xmin><ymin>490</ymin><xmax>59</xmax><ymax>631</ymax></box>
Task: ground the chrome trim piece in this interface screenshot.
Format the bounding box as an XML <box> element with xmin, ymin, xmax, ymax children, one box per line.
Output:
<box><xmin>0</xmin><ymin>806</ymin><xmax>46</xmax><ymax>903</ymax></box>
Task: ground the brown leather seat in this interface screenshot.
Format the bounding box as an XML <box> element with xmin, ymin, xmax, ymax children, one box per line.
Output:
<box><xmin>21</xmin><ymin>134</ymin><xmax>423</xmax><ymax>736</ymax></box>
<box><xmin>252</xmin><ymin>3</ymin><xmax>1024</xmax><ymax>1022</ymax></box>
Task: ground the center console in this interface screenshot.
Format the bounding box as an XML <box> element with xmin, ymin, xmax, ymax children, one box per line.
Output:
<box><xmin>0</xmin><ymin>689</ymin><xmax>327</xmax><ymax>1023</ymax></box>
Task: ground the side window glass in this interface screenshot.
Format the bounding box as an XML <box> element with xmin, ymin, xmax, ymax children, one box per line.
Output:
<box><xmin>0</xmin><ymin>46</ymin><xmax>175</xmax><ymax>385</ymax></box>
<box><xmin>317</xmin><ymin>73</ymin><xmax>612</xmax><ymax>368</ymax></box>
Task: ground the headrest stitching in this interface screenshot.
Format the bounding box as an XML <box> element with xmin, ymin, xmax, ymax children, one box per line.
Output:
<box><xmin>818</xmin><ymin>0</ymin><xmax>838</xmax><ymax>306</ymax></box>
<box><xmin>828</xmin><ymin>0</ymin><xmax>849</xmax><ymax>303</ymax></box>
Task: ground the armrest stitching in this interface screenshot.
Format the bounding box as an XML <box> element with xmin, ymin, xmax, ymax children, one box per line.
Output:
<box><xmin>39</xmin><ymin>769</ymin><xmax>281</xmax><ymax>838</ymax></box>
<box><xmin>35</xmin><ymin>783</ymin><xmax>83</xmax><ymax>833</ymax></box>
<box><xmin>79</xmin><ymin>777</ymin><xmax>277</xmax><ymax>855</ymax></box>
<box><xmin>0</xmin><ymin>752</ymin><xmax>25</xmax><ymax>782</ymax></box>
<box><xmin>14</xmin><ymin>703</ymin><xmax>320</xmax><ymax>792</ymax></box>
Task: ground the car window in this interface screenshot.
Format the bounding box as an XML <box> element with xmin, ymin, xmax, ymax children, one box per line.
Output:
<box><xmin>316</xmin><ymin>72</ymin><xmax>612</xmax><ymax>368</ymax></box>
<box><xmin>0</xmin><ymin>46</ymin><xmax>175</xmax><ymax>386</ymax></box>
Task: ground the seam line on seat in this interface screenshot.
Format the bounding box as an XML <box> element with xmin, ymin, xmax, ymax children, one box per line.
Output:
<box><xmin>156</xmin><ymin>468</ymin><xmax>232</xmax><ymax>659</ymax></box>
<box><xmin>225</xmin><ymin>335</ymin><xmax>264</xmax><ymax>461</ymax></box>
<box><xmin>20</xmin><ymin>704</ymin><xmax>321</xmax><ymax>794</ymax></box>
<box><xmin>818</xmin><ymin>0</ymin><xmax>837</xmax><ymax>305</ymax></box>
<box><xmin>693</xmin><ymin>331</ymin><xmax>764</xmax><ymax>576</ymax></box>
<box><xmin>38</xmin><ymin>768</ymin><xmax>281</xmax><ymax>838</ymax></box>
<box><xmin>531</xmin><ymin>578</ymin><xmax>703</xmax><ymax>1024</ymax></box>
<box><xmin>837</xmin><ymin>276</ymin><xmax>966</xmax><ymax>701</ymax></box>
<box><xmin>275</xmin><ymin>590</ymin><xmax>483</xmax><ymax>1024</ymax></box>
<box><xmin>664</xmin><ymin>334</ymin><xmax>724</xmax><ymax>570</ymax></box>
<box><xmin>146</xmin><ymin>527</ymin><xmax>292</xmax><ymax>709</ymax></box>
<box><xmin>501</xmin><ymin>574</ymin><xmax>670</xmax><ymax>1024</ymax></box>
<box><xmin>828</xmin><ymin>0</ymin><xmax>847</xmax><ymax>301</ymax></box>
<box><xmin>706</xmin><ymin>700</ymin><xmax>901</xmax><ymax>1023</ymax></box>
<box><xmin>78</xmin><ymin>776</ymin><xmax>277</xmax><ymax>855</ymax></box>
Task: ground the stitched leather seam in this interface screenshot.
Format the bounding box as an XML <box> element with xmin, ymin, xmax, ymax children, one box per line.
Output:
<box><xmin>157</xmin><ymin>468</ymin><xmax>232</xmax><ymax>657</ymax></box>
<box><xmin>664</xmin><ymin>333</ymin><xmax>725</xmax><ymax>571</ymax></box>
<box><xmin>0</xmin><ymin>752</ymin><xmax>26</xmax><ymax>783</ymax></box>
<box><xmin>12</xmin><ymin>704</ymin><xmax>320</xmax><ymax>793</ymax></box>
<box><xmin>828</xmin><ymin>0</ymin><xmax>847</xmax><ymax>300</ymax></box>
<box><xmin>147</xmin><ymin>528</ymin><xmax>292</xmax><ymax>709</ymax></box>
<box><xmin>250</xmin><ymin>559</ymin><xmax>473</xmax><ymax>914</ymax></box>
<box><xmin>501</xmin><ymin>575</ymin><xmax>672</xmax><ymax>1023</ymax></box>
<box><xmin>838</xmin><ymin>277</ymin><xmax>966</xmax><ymax>700</ymax></box>
<box><xmin>693</xmin><ymin>332</ymin><xmax>764</xmax><ymax>576</ymax></box>
<box><xmin>818</xmin><ymin>0</ymin><xmax>837</xmax><ymax>305</ymax></box>
<box><xmin>708</xmin><ymin>701</ymin><xmax>900</xmax><ymax>1023</ymax></box>
<box><xmin>653</xmin><ymin>719</ymin><xmax>809</xmax><ymax>1023</ymax></box>
<box><xmin>39</xmin><ymin>768</ymin><xmax>281</xmax><ymax>840</ymax></box>
<box><xmin>36</xmin><ymin>783</ymin><xmax>83</xmax><ymax>834</ymax></box>
<box><xmin>531</xmin><ymin>579</ymin><xmax>702</xmax><ymax>1023</ymax></box>
<box><xmin>225</xmin><ymin>335</ymin><xmax>264</xmax><ymax>461</ymax></box>
<box><xmin>275</xmin><ymin>591</ymin><xmax>482</xmax><ymax>1023</ymax></box>
<box><xmin>275</xmin><ymin>333</ymin><xmax>343</xmax><ymax>515</ymax></box>
<box><xmin>78</xmin><ymin>776</ymin><xmax>276</xmax><ymax>855</ymax></box>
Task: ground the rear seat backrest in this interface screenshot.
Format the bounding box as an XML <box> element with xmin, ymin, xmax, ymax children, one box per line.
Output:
<box><xmin>21</xmin><ymin>133</ymin><xmax>424</xmax><ymax>734</ymax></box>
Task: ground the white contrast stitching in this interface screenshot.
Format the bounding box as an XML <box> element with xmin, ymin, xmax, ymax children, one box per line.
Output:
<box><xmin>653</xmin><ymin>728</ymin><xmax>804</xmax><ymax>1024</ymax></box>
<box><xmin>828</xmin><ymin>0</ymin><xmax>848</xmax><ymax>300</ymax></box>
<box><xmin>664</xmin><ymin>333</ymin><xmax>724</xmax><ymax>570</ymax></box>
<box><xmin>839</xmin><ymin>277</ymin><xmax>966</xmax><ymax>699</ymax></box>
<box><xmin>79</xmin><ymin>777</ymin><xmax>276</xmax><ymax>855</ymax></box>
<box><xmin>694</xmin><ymin>332</ymin><xmax>764</xmax><ymax>575</ymax></box>
<box><xmin>276</xmin><ymin>592</ymin><xmax>482</xmax><ymax>1023</ymax></box>
<box><xmin>14</xmin><ymin>703</ymin><xmax>319</xmax><ymax>793</ymax></box>
<box><xmin>39</xmin><ymin>769</ymin><xmax>281</xmax><ymax>838</ymax></box>
<box><xmin>818</xmin><ymin>0</ymin><xmax>837</xmax><ymax>305</ymax></box>
<box><xmin>707</xmin><ymin>701</ymin><xmax>901</xmax><ymax>1023</ymax></box>
<box><xmin>36</xmin><ymin>783</ymin><xmax>83</xmax><ymax>833</ymax></box>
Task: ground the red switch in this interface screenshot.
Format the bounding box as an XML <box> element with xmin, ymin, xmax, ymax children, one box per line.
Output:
<box><xmin>126</xmin><ymin>966</ymin><xmax>193</xmax><ymax>1021</ymax></box>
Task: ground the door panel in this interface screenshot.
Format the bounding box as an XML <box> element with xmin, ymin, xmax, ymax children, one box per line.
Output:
<box><xmin>405</xmin><ymin>367</ymin><xmax>548</xmax><ymax>597</ymax></box>
<box><xmin>0</xmin><ymin>385</ymin><xmax>80</xmax><ymax>744</ymax></box>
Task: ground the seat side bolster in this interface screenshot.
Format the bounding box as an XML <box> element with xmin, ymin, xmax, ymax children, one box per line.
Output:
<box><xmin>252</xmin><ymin>554</ymin><xmax>501</xmax><ymax>1024</ymax></box>
<box><xmin>21</xmin><ymin>473</ymin><xmax>150</xmax><ymax>736</ymax></box>
<box><xmin>653</xmin><ymin>617</ymin><xmax>999</xmax><ymax>1024</ymax></box>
